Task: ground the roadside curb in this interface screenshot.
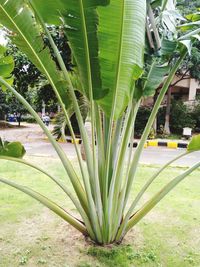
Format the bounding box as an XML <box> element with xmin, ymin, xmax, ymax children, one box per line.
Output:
<box><xmin>65</xmin><ymin>137</ymin><xmax>188</xmax><ymax>149</ymax></box>
<box><xmin>66</xmin><ymin>137</ymin><xmax>82</xmax><ymax>144</ymax></box>
<box><xmin>147</xmin><ymin>140</ymin><xmax>188</xmax><ymax>149</ymax></box>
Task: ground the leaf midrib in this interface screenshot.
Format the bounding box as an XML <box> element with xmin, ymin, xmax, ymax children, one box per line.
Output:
<box><xmin>107</xmin><ymin>0</ymin><xmax>126</xmax><ymax>222</ymax></box>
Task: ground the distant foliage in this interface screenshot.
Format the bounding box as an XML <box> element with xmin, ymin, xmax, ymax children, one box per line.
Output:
<box><xmin>170</xmin><ymin>100</ymin><xmax>195</xmax><ymax>134</ymax></box>
<box><xmin>189</xmin><ymin>43</ymin><xmax>200</xmax><ymax>81</ymax></box>
<box><xmin>135</xmin><ymin>107</ymin><xmax>151</xmax><ymax>137</ymax></box>
<box><xmin>0</xmin><ymin>90</ymin><xmax>8</xmax><ymax>119</ymax></box>
<box><xmin>177</xmin><ymin>0</ymin><xmax>200</xmax><ymax>15</ymax></box>
<box><xmin>4</xmin><ymin>26</ymin><xmax>72</xmax><ymax>115</ymax></box>
<box><xmin>176</xmin><ymin>0</ymin><xmax>200</xmax><ymax>80</ymax></box>
<box><xmin>135</xmin><ymin>99</ymin><xmax>200</xmax><ymax>136</ymax></box>
<box><xmin>192</xmin><ymin>98</ymin><xmax>200</xmax><ymax>132</ymax></box>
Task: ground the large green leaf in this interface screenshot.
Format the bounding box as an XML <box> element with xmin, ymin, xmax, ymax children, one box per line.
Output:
<box><xmin>62</xmin><ymin>0</ymin><xmax>107</xmax><ymax>100</ymax></box>
<box><xmin>0</xmin><ymin>0</ymin><xmax>70</xmax><ymax>107</ymax></box>
<box><xmin>187</xmin><ymin>135</ymin><xmax>200</xmax><ymax>152</ymax></box>
<box><xmin>30</xmin><ymin>0</ymin><xmax>146</xmax><ymax>117</ymax></box>
<box><xmin>31</xmin><ymin>0</ymin><xmax>110</xmax><ymax>25</ymax></box>
<box><xmin>30</xmin><ymin>0</ymin><xmax>66</xmax><ymax>25</ymax></box>
<box><xmin>0</xmin><ymin>138</ymin><xmax>26</xmax><ymax>158</ymax></box>
<box><xmin>135</xmin><ymin>34</ymin><xmax>192</xmax><ymax>101</ymax></box>
<box><xmin>32</xmin><ymin>0</ymin><xmax>109</xmax><ymax>100</ymax></box>
<box><xmin>0</xmin><ymin>45</ymin><xmax>7</xmax><ymax>55</ymax></box>
<box><xmin>142</xmin><ymin>62</ymin><xmax>169</xmax><ymax>97</ymax></box>
<box><xmin>160</xmin><ymin>39</ymin><xmax>177</xmax><ymax>58</ymax></box>
<box><xmin>186</xmin><ymin>12</ymin><xmax>200</xmax><ymax>22</ymax></box>
<box><xmin>0</xmin><ymin>55</ymin><xmax>14</xmax><ymax>76</ymax></box>
<box><xmin>97</xmin><ymin>0</ymin><xmax>146</xmax><ymax>118</ymax></box>
<box><xmin>0</xmin><ymin>45</ymin><xmax>14</xmax><ymax>91</ymax></box>
<box><xmin>178</xmin><ymin>21</ymin><xmax>200</xmax><ymax>32</ymax></box>
<box><xmin>134</xmin><ymin>61</ymin><xmax>169</xmax><ymax>101</ymax></box>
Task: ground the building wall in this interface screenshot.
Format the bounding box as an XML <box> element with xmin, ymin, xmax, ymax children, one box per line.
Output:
<box><xmin>172</xmin><ymin>76</ymin><xmax>200</xmax><ymax>101</ymax></box>
<box><xmin>142</xmin><ymin>75</ymin><xmax>200</xmax><ymax>107</ymax></box>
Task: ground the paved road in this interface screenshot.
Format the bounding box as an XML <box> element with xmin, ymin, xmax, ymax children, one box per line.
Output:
<box><xmin>23</xmin><ymin>142</ymin><xmax>200</xmax><ymax>167</ymax></box>
<box><xmin>139</xmin><ymin>147</ymin><xmax>200</xmax><ymax>167</ymax></box>
<box><xmin>0</xmin><ymin>123</ymin><xmax>200</xmax><ymax>167</ymax></box>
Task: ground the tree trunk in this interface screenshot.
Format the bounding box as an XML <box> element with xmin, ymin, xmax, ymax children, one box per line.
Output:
<box><xmin>164</xmin><ymin>87</ymin><xmax>172</xmax><ymax>135</ymax></box>
<box><xmin>153</xmin><ymin>117</ymin><xmax>157</xmax><ymax>134</ymax></box>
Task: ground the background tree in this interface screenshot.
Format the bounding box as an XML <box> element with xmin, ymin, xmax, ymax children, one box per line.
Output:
<box><xmin>0</xmin><ymin>90</ymin><xmax>8</xmax><ymax>120</ymax></box>
<box><xmin>2</xmin><ymin>26</ymin><xmax>72</xmax><ymax>121</ymax></box>
<box><xmin>163</xmin><ymin>0</ymin><xmax>200</xmax><ymax>134</ymax></box>
<box><xmin>6</xmin><ymin>43</ymin><xmax>40</xmax><ymax>116</ymax></box>
<box><xmin>177</xmin><ymin>0</ymin><xmax>200</xmax><ymax>15</ymax></box>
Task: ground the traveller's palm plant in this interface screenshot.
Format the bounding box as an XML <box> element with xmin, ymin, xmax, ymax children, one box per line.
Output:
<box><xmin>0</xmin><ymin>0</ymin><xmax>200</xmax><ymax>245</ymax></box>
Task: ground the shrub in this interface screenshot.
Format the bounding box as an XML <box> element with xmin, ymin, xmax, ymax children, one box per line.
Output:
<box><xmin>135</xmin><ymin>99</ymin><xmax>198</xmax><ymax>137</ymax></box>
<box><xmin>192</xmin><ymin>99</ymin><xmax>200</xmax><ymax>133</ymax></box>
<box><xmin>135</xmin><ymin>107</ymin><xmax>151</xmax><ymax>137</ymax></box>
<box><xmin>170</xmin><ymin>100</ymin><xmax>195</xmax><ymax>134</ymax></box>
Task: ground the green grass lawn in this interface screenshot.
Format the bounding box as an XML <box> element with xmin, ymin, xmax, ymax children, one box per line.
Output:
<box><xmin>0</xmin><ymin>156</ymin><xmax>199</xmax><ymax>267</ymax></box>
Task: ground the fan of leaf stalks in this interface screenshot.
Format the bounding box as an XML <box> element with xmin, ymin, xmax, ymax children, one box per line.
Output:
<box><xmin>0</xmin><ymin>0</ymin><xmax>200</xmax><ymax>245</ymax></box>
